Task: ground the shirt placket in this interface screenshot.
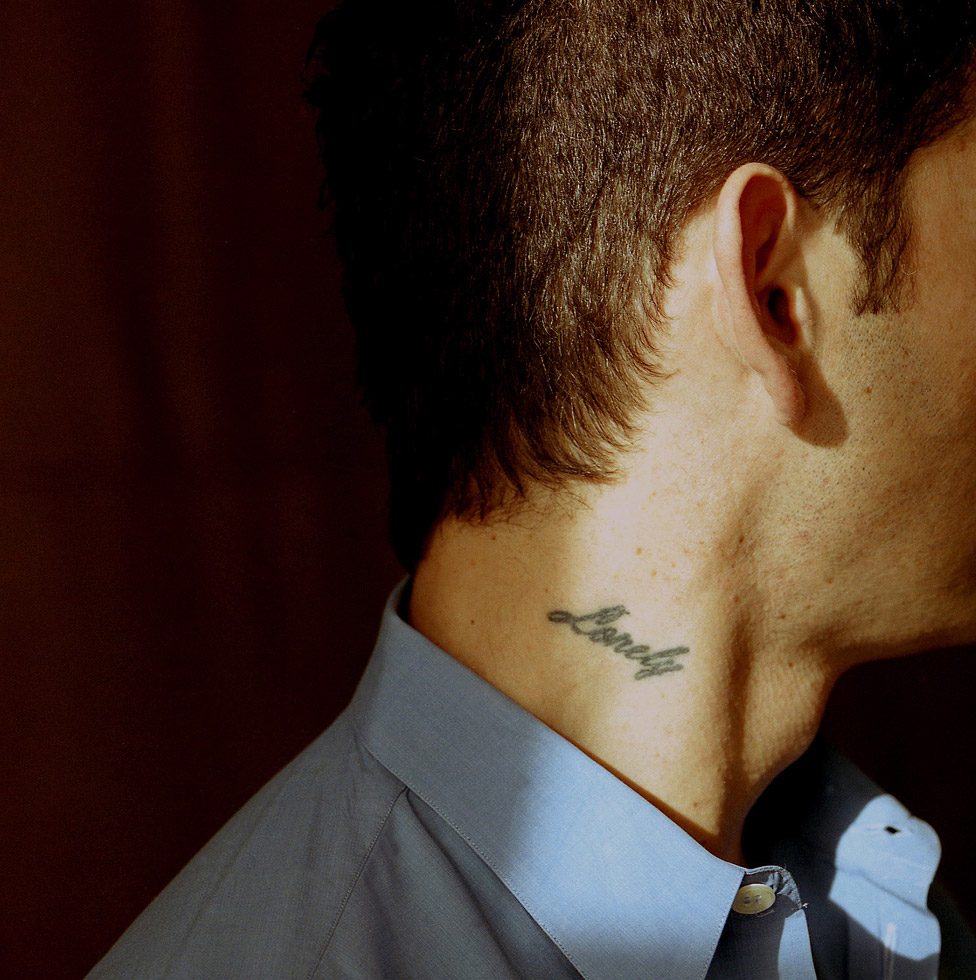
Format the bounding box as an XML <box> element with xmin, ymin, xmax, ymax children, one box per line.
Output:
<box><xmin>706</xmin><ymin>866</ymin><xmax>818</xmax><ymax>979</ymax></box>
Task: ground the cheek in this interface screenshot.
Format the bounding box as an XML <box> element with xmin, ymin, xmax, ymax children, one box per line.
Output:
<box><xmin>891</xmin><ymin>273</ymin><xmax>976</xmax><ymax>432</ymax></box>
<box><xmin>928</xmin><ymin>320</ymin><xmax>976</xmax><ymax>425</ymax></box>
<box><xmin>842</xmin><ymin>334</ymin><xmax>971</xmax><ymax>507</ymax></box>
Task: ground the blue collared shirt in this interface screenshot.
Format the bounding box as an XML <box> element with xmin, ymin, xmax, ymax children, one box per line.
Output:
<box><xmin>90</xmin><ymin>578</ymin><xmax>973</xmax><ymax>979</ymax></box>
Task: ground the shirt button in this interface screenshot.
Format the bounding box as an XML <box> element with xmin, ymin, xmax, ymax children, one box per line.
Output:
<box><xmin>732</xmin><ymin>883</ymin><xmax>777</xmax><ymax>915</ymax></box>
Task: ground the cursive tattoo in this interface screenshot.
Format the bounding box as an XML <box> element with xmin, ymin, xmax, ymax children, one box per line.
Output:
<box><xmin>547</xmin><ymin>605</ymin><xmax>689</xmax><ymax>679</ymax></box>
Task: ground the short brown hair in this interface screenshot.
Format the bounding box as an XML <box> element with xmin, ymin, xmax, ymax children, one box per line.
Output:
<box><xmin>303</xmin><ymin>0</ymin><xmax>976</xmax><ymax>572</ymax></box>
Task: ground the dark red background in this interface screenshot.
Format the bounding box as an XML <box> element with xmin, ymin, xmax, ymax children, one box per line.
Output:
<box><xmin>2</xmin><ymin>3</ymin><xmax>973</xmax><ymax>977</ymax></box>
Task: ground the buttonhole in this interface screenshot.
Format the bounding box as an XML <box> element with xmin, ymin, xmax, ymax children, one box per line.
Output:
<box><xmin>884</xmin><ymin>826</ymin><xmax>901</xmax><ymax>835</ymax></box>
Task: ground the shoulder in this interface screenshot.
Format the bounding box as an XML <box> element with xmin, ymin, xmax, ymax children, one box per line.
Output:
<box><xmin>87</xmin><ymin>708</ymin><xmax>406</xmax><ymax>980</ymax></box>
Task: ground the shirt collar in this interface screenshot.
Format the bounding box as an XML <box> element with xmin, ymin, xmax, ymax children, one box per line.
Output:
<box><xmin>352</xmin><ymin>578</ymin><xmax>745</xmax><ymax>979</ymax></box>
<box><xmin>351</xmin><ymin>578</ymin><xmax>941</xmax><ymax>979</ymax></box>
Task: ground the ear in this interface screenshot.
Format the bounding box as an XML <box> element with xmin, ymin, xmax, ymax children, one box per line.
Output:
<box><xmin>712</xmin><ymin>163</ymin><xmax>807</xmax><ymax>428</ymax></box>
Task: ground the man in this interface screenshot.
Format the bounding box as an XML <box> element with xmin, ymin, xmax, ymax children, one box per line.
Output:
<box><xmin>90</xmin><ymin>0</ymin><xmax>976</xmax><ymax>977</ymax></box>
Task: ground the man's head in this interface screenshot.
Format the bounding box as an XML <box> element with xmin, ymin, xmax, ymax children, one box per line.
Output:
<box><xmin>303</xmin><ymin>0</ymin><xmax>976</xmax><ymax>577</ymax></box>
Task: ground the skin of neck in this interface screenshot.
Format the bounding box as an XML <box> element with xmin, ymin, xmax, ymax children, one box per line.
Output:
<box><xmin>409</xmin><ymin>430</ymin><xmax>839</xmax><ymax>866</ymax></box>
<box><xmin>406</xmin><ymin>158</ymin><xmax>976</xmax><ymax>866</ymax></box>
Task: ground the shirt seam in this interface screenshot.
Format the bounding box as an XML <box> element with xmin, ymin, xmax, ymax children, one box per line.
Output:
<box><xmin>305</xmin><ymin>778</ymin><xmax>408</xmax><ymax>980</ymax></box>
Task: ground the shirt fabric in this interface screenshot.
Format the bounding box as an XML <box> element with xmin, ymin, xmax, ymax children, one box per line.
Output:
<box><xmin>89</xmin><ymin>577</ymin><xmax>974</xmax><ymax>979</ymax></box>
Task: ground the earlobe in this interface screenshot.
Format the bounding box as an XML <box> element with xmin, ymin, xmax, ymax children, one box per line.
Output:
<box><xmin>712</xmin><ymin>164</ymin><xmax>807</xmax><ymax>428</ymax></box>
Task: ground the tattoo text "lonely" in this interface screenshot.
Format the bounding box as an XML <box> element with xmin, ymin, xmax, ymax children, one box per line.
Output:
<box><xmin>546</xmin><ymin>605</ymin><xmax>689</xmax><ymax>679</ymax></box>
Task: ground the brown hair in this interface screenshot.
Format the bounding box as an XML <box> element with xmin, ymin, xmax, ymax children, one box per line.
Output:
<box><xmin>303</xmin><ymin>0</ymin><xmax>976</xmax><ymax>572</ymax></box>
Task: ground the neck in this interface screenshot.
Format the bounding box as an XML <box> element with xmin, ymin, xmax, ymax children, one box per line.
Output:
<box><xmin>407</xmin><ymin>486</ymin><xmax>840</xmax><ymax>866</ymax></box>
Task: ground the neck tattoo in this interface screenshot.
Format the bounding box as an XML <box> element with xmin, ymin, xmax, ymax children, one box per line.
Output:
<box><xmin>547</xmin><ymin>605</ymin><xmax>689</xmax><ymax>680</ymax></box>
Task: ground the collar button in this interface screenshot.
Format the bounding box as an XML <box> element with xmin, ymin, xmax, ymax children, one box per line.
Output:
<box><xmin>732</xmin><ymin>883</ymin><xmax>776</xmax><ymax>915</ymax></box>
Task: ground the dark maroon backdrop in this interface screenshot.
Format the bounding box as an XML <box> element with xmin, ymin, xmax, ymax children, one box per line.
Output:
<box><xmin>1</xmin><ymin>4</ymin><xmax>973</xmax><ymax>977</ymax></box>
